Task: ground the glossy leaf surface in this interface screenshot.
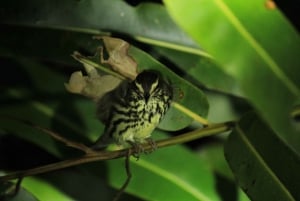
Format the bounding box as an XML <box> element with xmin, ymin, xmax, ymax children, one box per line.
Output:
<box><xmin>0</xmin><ymin>0</ymin><xmax>197</xmax><ymax>48</ymax></box>
<box><xmin>225</xmin><ymin>112</ymin><xmax>300</xmax><ymax>201</ymax></box>
<box><xmin>108</xmin><ymin>133</ymin><xmax>220</xmax><ymax>201</ymax></box>
<box><xmin>164</xmin><ymin>0</ymin><xmax>300</xmax><ymax>153</ymax></box>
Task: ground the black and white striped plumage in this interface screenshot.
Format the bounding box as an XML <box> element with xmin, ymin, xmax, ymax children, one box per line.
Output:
<box><xmin>93</xmin><ymin>70</ymin><xmax>173</xmax><ymax>149</ymax></box>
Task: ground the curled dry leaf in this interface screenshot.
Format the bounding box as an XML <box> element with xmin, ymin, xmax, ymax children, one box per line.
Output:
<box><xmin>95</xmin><ymin>36</ymin><xmax>138</xmax><ymax>80</ymax></box>
<box><xmin>64</xmin><ymin>71</ymin><xmax>86</xmax><ymax>94</ymax></box>
<box><xmin>66</xmin><ymin>36</ymin><xmax>138</xmax><ymax>101</ymax></box>
<box><xmin>65</xmin><ymin>61</ymin><xmax>122</xmax><ymax>101</ymax></box>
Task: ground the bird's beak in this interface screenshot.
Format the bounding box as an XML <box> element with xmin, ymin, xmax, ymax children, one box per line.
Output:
<box><xmin>145</xmin><ymin>92</ymin><xmax>150</xmax><ymax>103</ymax></box>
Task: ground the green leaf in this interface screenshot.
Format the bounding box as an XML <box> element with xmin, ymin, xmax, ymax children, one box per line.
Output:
<box><xmin>154</xmin><ymin>47</ymin><xmax>242</xmax><ymax>96</ymax></box>
<box><xmin>108</xmin><ymin>132</ymin><xmax>221</xmax><ymax>201</ymax></box>
<box><xmin>21</xmin><ymin>177</ymin><xmax>73</xmax><ymax>201</ymax></box>
<box><xmin>198</xmin><ymin>142</ymin><xmax>251</xmax><ymax>201</ymax></box>
<box><xmin>0</xmin><ymin>181</ymin><xmax>38</xmax><ymax>201</ymax></box>
<box><xmin>199</xmin><ymin>142</ymin><xmax>234</xmax><ymax>181</ymax></box>
<box><xmin>0</xmin><ymin>0</ymin><xmax>197</xmax><ymax>49</ymax></box>
<box><xmin>0</xmin><ymin>25</ymin><xmax>100</xmax><ymax>64</ymax></box>
<box><xmin>164</xmin><ymin>0</ymin><xmax>300</xmax><ymax>153</ymax></box>
<box><xmin>224</xmin><ymin>112</ymin><xmax>300</xmax><ymax>201</ymax></box>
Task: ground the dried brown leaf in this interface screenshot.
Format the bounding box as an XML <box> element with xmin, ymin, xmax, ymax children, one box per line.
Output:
<box><xmin>65</xmin><ymin>59</ymin><xmax>122</xmax><ymax>100</ymax></box>
<box><xmin>95</xmin><ymin>36</ymin><xmax>138</xmax><ymax>80</ymax></box>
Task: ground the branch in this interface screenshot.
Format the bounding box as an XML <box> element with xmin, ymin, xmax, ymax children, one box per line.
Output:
<box><xmin>0</xmin><ymin>121</ymin><xmax>235</xmax><ymax>182</ymax></box>
<box><xmin>33</xmin><ymin>125</ymin><xmax>96</xmax><ymax>154</ymax></box>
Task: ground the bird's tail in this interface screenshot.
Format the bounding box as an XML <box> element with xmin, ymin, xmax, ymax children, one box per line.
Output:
<box><xmin>90</xmin><ymin>131</ymin><xmax>113</xmax><ymax>150</ymax></box>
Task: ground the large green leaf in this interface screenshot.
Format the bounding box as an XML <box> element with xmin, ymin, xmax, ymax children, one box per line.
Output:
<box><xmin>199</xmin><ymin>142</ymin><xmax>234</xmax><ymax>181</ymax></box>
<box><xmin>108</xmin><ymin>133</ymin><xmax>220</xmax><ymax>201</ymax></box>
<box><xmin>164</xmin><ymin>0</ymin><xmax>300</xmax><ymax>153</ymax></box>
<box><xmin>154</xmin><ymin>47</ymin><xmax>242</xmax><ymax>96</ymax></box>
<box><xmin>224</xmin><ymin>112</ymin><xmax>300</xmax><ymax>201</ymax></box>
<box><xmin>0</xmin><ymin>0</ymin><xmax>197</xmax><ymax>49</ymax></box>
<box><xmin>21</xmin><ymin>177</ymin><xmax>73</xmax><ymax>201</ymax></box>
<box><xmin>0</xmin><ymin>25</ymin><xmax>99</xmax><ymax>64</ymax></box>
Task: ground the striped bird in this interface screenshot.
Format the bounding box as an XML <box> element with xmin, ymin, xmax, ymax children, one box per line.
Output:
<box><xmin>92</xmin><ymin>70</ymin><xmax>173</xmax><ymax>151</ymax></box>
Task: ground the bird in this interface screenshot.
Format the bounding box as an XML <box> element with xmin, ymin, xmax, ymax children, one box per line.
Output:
<box><xmin>92</xmin><ymin>70</ymin><xmax>173</xmax><ymax>154</ymax></box>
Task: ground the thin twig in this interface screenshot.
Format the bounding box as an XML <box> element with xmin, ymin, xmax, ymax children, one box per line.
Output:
<box><xmin>0</xmin><ymin>121</ymin><xmax>235</xmax><ymax>182</ymax></box>
<box><xmin>34</xmin><ymin>125</ymin><xmax>96</xmax><ymax>154</ymax></box>
<box><xmin>14</xmin><ymin>177</ymin><xmax>23</xmax><ymax>196</ymax></box>
<box><xmin>1</xmin><ymin>116</ymin><xmax>96</xmax><ymax>154</ymax></box>
<box><xmin>113</xmin><ymin>149</ymin><xmax>133</xmax><ymax>201</ymax></box>
<box><xmin>0</xmin><ymin>150</ymin><xmax>125</xmax><ymax>181</ymax></box>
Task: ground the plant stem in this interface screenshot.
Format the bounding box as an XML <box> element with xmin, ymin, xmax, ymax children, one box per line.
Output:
<box><xmin>0</xmin><ymin>121</ymin><xmax>234</xmax><ymax>182</ymax></box>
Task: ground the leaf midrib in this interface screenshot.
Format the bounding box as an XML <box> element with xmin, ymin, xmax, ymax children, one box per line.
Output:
<box><xmin>236</xmin><ymin>125</ymin><xmax>295</xmax><ymax>201</ymax></box>
<box><xmin>214</xmin><ymin>0</ymin><xmax>300</xmax><ymax>97</ymax></box>
<box><xmin>133</xmin><ymin>158</ymin><xmax>214</xmax><ymax>201</ymax></box>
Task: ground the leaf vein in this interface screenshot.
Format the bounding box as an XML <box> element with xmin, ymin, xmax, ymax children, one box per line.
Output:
<box><xmin>215</xmin><ymin>0</ymin><xmax>300</xmax><ymax>97</ymax></box>
<box><xmin>133</xmin><ymin>159</ymin><xmax>213</xmax><ymax>201</ymax></box>
<box><xmin>236</xmin><ymin>125</ymin><xmax>295</xmax><ymax>200</ymax></box>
